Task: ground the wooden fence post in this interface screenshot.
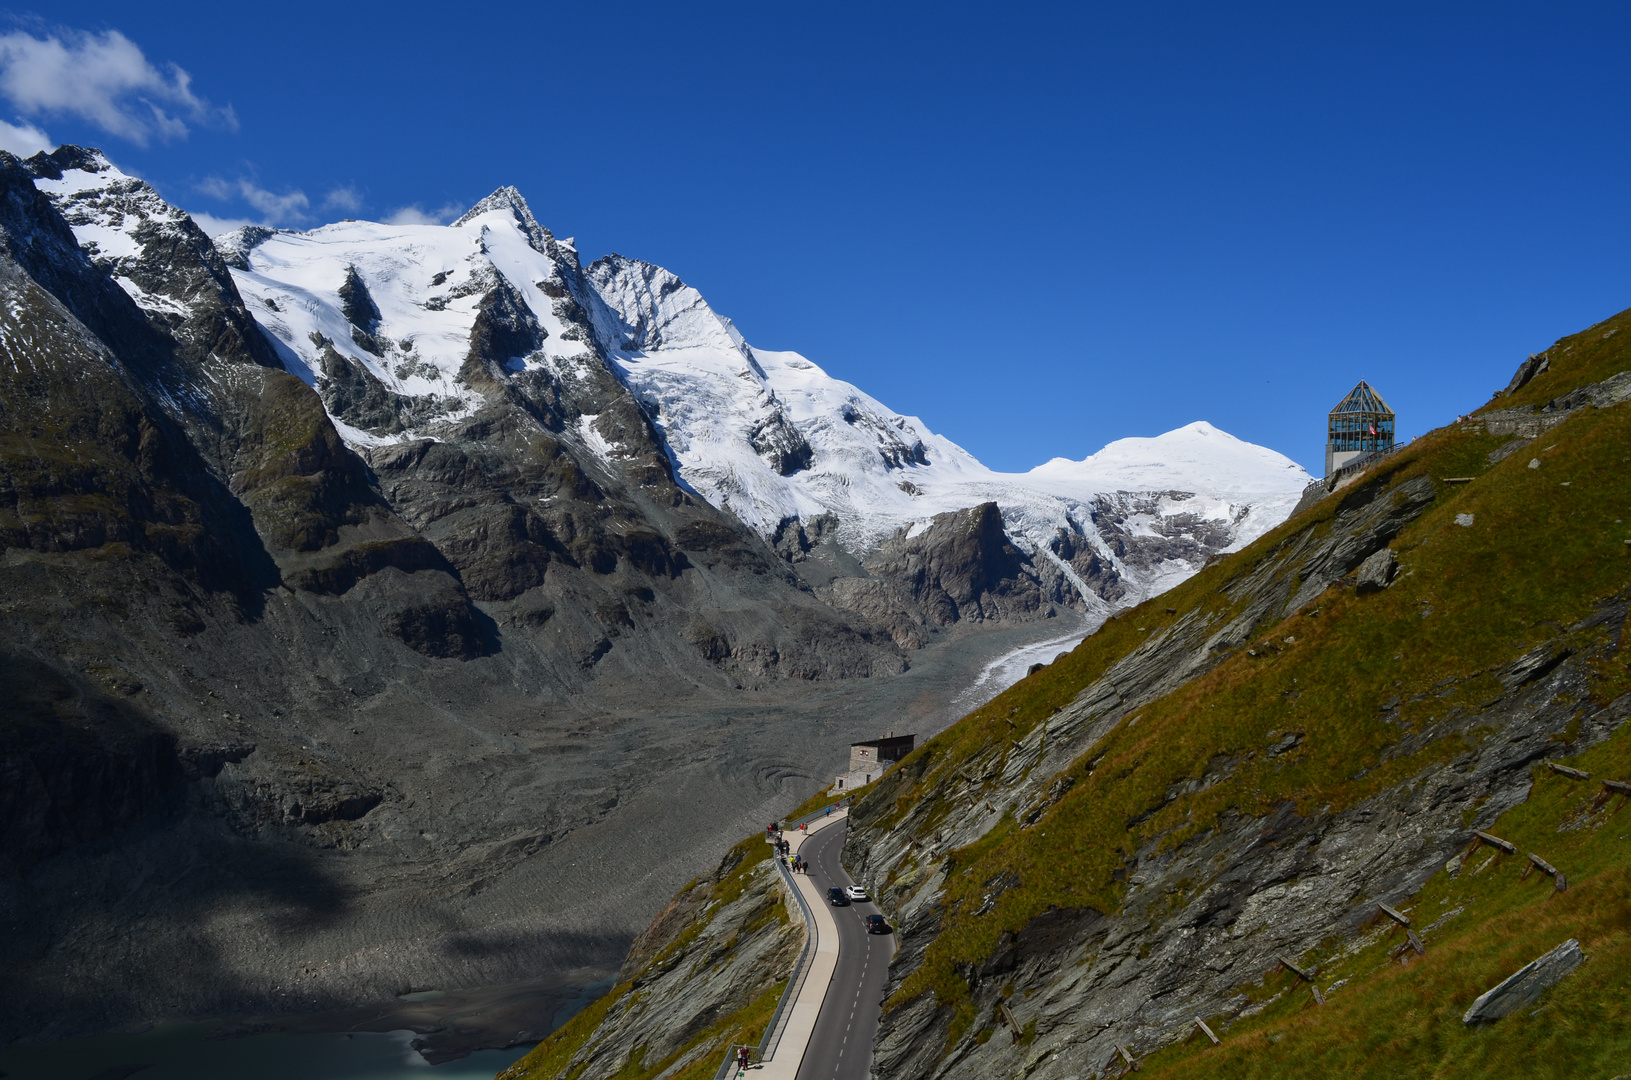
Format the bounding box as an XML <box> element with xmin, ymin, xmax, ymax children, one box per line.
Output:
<box><xmin>1378</xmin><ymin>903</ymin><xmax>1411</xmax><ymax>927</ymax></box>
<box><xmin>999</xmin><ymin>1002</ymin><xmax>1022</xmax><ymax>1041</ymax></box>
<box><xmin>1474</xmin><ymin>831</ymin><xmax>1517</xmax><ymax>853</ymax></box>
<box><xmin>1277</xmin><ymin>954</ymin><xmax>1315</xmax><ymax>981</ymax></box>
<box><xmin>1527</xmin><ymin>853</ymin><xmax>1566</xmax><ymax>892</ymax></box>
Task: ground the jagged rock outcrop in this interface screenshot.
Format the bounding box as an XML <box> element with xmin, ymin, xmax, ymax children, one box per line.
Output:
<box><xmin>854</xmin><ymin>630</ymin><xmax>1630</xmax><ymax>1078</ymax></box>
<box><xmin>825</xmin><ymin>503</ymin><xmax>1077</xmax><ymax>645</ymax></box>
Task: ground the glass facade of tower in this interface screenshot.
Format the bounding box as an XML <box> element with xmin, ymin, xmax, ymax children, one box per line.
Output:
<box><xmin>1325</xmin><ymin>381</ymin><xmax>1395</xmax><ymax>476</ymax></box>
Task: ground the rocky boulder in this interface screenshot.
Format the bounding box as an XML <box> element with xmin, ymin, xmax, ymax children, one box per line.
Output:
<box><xmin>1462</xmin><ymin>939</ymin><xmax>1585</xmax><ymax>1023</ymax></box>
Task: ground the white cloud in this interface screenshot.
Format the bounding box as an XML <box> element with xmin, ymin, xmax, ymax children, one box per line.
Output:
<box><xmin>0</xmin><ymin>28</ymin><xmax>234</xmax><ymax>146</ymax></box>
<box><xmin>384</xmin><ymin>202</ymin><xmax>464</xmax><ymax>226</ymax></box>
<box><xmin>188</xmin><ymin>211</ymin><xmax>256</xmax><ymax>237</ymax></box>
<box><xmin>322</xmin><ymin>185</ymin><xmax>363</xmax><ymax>213</ymax></box>
<box><xmin>198</xmin><ymin>175</ymin><xmax>309</xmax><ymax>226</ymax></box>
<box><xmin>0</xmin><ymin>116</ymin><xmax>50</xmax><ymax>154</ymax></box>
<box><xmin>237</xmin><ymin>182</ymin><xmax>308</xmax><ymax>221</ymax></box>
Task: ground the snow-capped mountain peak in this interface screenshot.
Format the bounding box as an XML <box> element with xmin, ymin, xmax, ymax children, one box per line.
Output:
<box><xmin>1025</xmin><ymin>420</ymin><xmax>1311</xmax><ymax>496</ymax></box>
<box><xmin>30</xmin><ymin>147</ymin><xmax>195</xmax><ymax>282</ymax></box>
<box><xmin>581</xmin><ymin>256</ymin><xmax>1309</xmax><ymax>567</ymax></box>
<box><xmin>29</xmin><ymin>153</ymin><xmax>1313</xmax><ymax>618</ymax></box>
<box><xmin>453</xmin><ymin>184</ymin><xmax>573</xmax><ymax>264</ymax></box>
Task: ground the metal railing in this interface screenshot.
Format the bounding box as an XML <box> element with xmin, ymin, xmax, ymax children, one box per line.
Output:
<box><xmin>711</xmin><ymin>800</ymin><xmax>851</xmax><ymax>1079</ymax></box>
<box><xmin>1297</xmin><ymin>442</ymin><xmax>1408</xmax><ymax>518</ymax></box>
<box><xmin>1328</xmin><ymin>442</ymin><xmax>1405</xmax><ymax>487</ymax></box>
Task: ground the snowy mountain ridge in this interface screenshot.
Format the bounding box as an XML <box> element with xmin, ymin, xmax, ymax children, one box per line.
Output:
<box><xmin>33</xmin><ymin>154</ymin><xmax>1312</xmax><ymax>616</ymax></box>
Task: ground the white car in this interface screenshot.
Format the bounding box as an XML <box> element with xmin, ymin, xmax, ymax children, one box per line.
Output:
<box><xmin>844</xmin><ymin>885</ymin><xmax>869</xmax><ymax>902</ymax></box>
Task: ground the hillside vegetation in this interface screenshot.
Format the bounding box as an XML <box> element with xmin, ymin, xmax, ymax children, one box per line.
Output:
<box><xmin>844</xmin><ymin>304</ymin><xmax>1631</xmax><ymax>1076</ymax></box>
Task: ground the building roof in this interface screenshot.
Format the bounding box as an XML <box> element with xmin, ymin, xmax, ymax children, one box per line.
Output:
<box><xmin>1329</xmin><ymin>380</ymin><xmax>1393</xmax><ymax>419</ymax></box>
<box><xmin>851</xmin><ymin>734</ymin><xmax>914</xmax><ymax>747</ymax></box>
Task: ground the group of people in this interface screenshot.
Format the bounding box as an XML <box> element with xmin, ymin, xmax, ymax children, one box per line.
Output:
<box><xmin>768</xmin><ymin>822</ymin><xmax>823</xmax><ymax>874</ymax></box>
<box><xmin>765</xmin><ymin>804</ymin><xmax>846</xmax><ymax>876</ymax></box>
<box><xmin>771</xmin><ymin>834</ymin><xmax>811</xmax><ymax>873</ymax></box>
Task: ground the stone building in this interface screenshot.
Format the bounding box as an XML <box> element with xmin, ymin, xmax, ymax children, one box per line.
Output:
<box><xmin>1326</xmin><ymin>380</ymin><xmax>1395</xmax><ymax>476</ymax></box>
<box><xmin>832</xmin><ymin>732</ymin><xmax>915</xmax><ymax>792</ymax></box>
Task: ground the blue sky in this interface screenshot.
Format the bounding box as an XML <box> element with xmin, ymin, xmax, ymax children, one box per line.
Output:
<box><xmin>9</xmin><ymin>2</ymin><xmax>1631</xmax><ymax>473</ymax></box>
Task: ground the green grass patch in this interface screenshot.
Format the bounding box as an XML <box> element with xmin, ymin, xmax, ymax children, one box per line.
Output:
<box><xmin>497</xmin><ymin>979</ymin><xmax>629</xmax><ymax>1080</ymax></box>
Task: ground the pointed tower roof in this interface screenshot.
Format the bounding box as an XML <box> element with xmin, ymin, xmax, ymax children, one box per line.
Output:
<box><xmin>1329</xmin><ymin>380</ymin><xmax>1393</xmax><ymax>418</ymax></box>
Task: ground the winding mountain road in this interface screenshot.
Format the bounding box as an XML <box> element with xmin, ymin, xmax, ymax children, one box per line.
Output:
<box><xmin>793</xmin><ymin>820</ymin><xmax>894</xmax><ymax>1080</ymax></box>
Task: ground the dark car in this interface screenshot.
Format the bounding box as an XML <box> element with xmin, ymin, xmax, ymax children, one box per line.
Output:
<box><xmin>827</xmin><ymin>886</ymin><xmax>850</xmax><ymax>906</ymax></box>
<box><xmin>865</xmin><ymin>914</ymin><xmax>890</xmax><ymax>934</ymax></box>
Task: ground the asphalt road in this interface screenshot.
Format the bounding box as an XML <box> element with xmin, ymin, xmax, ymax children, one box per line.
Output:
<box><xmin>794</xmin><ymin>820</ymin><xmax>894</xmax><ymax>1080</ymax></box>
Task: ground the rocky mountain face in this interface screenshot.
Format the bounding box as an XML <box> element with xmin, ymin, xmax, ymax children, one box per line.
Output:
<box><xmin>1</xmin><ymin>145</ymin><xmax>1307</xmax><ymax>1047</ymax></box>
<box><xmin>821</xmin><ymin>502</ymin><xmax>1079</xmax><ymax>649</ymax></box>
<box><xmin>526</xmin><ymin>309</ymin><xmax>1631</xmax><ymax>1078</ymax></box>
<box><xmin>582</xmin><ymin>253</ymin><xmax>1308</xmax><ymax>615</ymax></box>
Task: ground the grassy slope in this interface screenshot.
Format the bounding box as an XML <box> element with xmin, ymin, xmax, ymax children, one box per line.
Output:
<box><xmin>859</xmin><ymin>304</ymin><xmax>1631</xmax><ymax>1061</ymax></box>
<box><xmin>500</xmin><ymin>836</ymin><xmax>791</xmax><ymax>1080</ymax></box>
